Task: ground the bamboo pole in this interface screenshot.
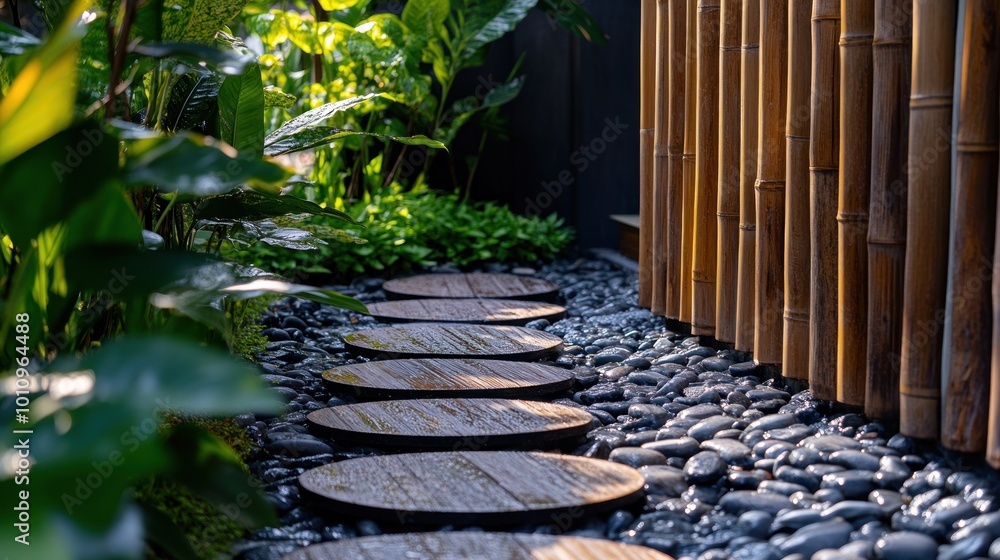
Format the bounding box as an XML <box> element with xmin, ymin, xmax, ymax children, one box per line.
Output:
<box><xmin>864</xmin><ymin>0</ymin><xmax>911</xmax><ymax>420</ymax></box>
<box><xmin>665</xmin><ymin>0</ymin><xmax>688</xmax><ymax>319</ymax></box>
<box><xmin>735</xmin><ymin>0</ymin><xmax>759</xmax><ymax>352</ymax></box>
<box><xmin>899</xmin><ymin>0</ymin><xmax>956</xmax><ymax>440</ymax></box>
<box><xmin>652</xmin><ymin>0</ymin><xmax>670</xmax><ymax>315</ymax></box>
<box><xmin>680</xmin><ymin>0</ymin><xmax>698</xmax><ymax>323</ymax></box>
<box><xmin>941</xmin><ymin>0</ymin><xmax>999</xmax><ymax>453</ymax></box>
<box><xmin>753</xmin><ymin>0</ymin><xmax>787</xmax><ymax>365</ymax></box>
<box><xmin>692</xmin><ymin>0</ymin><xmax>722</xmax><ymax>336</ymax></box>
<box><xmin>808</xmin><ymin>0</ymin><xmax>840</xmax><ymax>400</ymax></box>
<box><xmin>990</xmin><ymin>173</ymin><xmax>1000</xmax><ymax>468</ymax></box>
<box><xmin>639</xmin><ymin>0</ymin><xmax>656</xmax><ymax>309</ymax></box>
<box><xmin>715</xmin><ymin>0</ymin><xmax>742</xmax><ymax>343</ymax></box>
<box><xmin>836</xmin><ymin>0</ymin><xmax>874</xmax><ymax>406</ymax></box>
<box><xmin>781</xmin><ymin>0</ymin><xmax>811</xmax><ymax>380</ymax></box>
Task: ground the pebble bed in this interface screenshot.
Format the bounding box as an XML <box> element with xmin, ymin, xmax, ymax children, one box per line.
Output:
<box><xmin>234</xmin><ymin>257</ymin><xmax>1000</xmax><ymax>560</ymax></box>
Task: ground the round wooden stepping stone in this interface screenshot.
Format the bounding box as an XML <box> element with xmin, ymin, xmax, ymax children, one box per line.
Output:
<box><xmin>322</xmin><ymin>358</ymin><xmax>574</xmax><ymax>399</ymax></box>
<box><xmin>282</xmin><ymin>532</ymin><xmax>674</xmax><ymax>560</ymax></box>
<box><xmin>365</xmin><ymin>298</ymin><xmax>567</xmax><ymax>326</ymax></box>
<box><xmin>299</xmin><ymin>450</ymin><xmax>645</xmax><ymax>525</ymax></box>
<box><xmin>307</xmin><ymin>398</ymin><xmax>593</xmax><ymax>448</ymax></box>
<box><xmin>344</xmin><ymin>324</ymin><xmax>563</xmax><ymax>360</ymax></box>
<box><xmin>383</xmin><ymin>272</ymin><xmax>560</xmax><ymax>301</ymax></box>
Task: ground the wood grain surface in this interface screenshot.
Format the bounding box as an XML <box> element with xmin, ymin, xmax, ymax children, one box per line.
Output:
<box><xmin>322</xmin><ymin>358</ymin><xmax>575</xmax><ymax>399</ymax></box>
<box><xmin>307</xmin><ymin>398</ymin><xmax>593</xmax><ymax>448</ymax></box>
<box><xmin>281</xmin><ymin>532</ymin><xmax>674</xmax><ymax>560</ymax></box>
<box><xmin>344</xmin><ymin>324</ymin><xmax>564</xmax><ymax>361</ymax></box>
<box><xmin>365</xmin><ymin>299</ymin><xmax>567</xmax><ymax>326</ymax></box>
<box><xmin>298</xmin><ymin>451</ymin><xmax>645</xmax><ymax>525</ymax></box>
<box><xmin>383</xmin><ymin>273</ymin><xmax>559</xmax><ymax>301</ymax></box>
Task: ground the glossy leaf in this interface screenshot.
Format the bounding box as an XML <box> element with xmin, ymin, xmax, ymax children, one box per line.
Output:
<box><xmin>0</xmin><ymin>21</ymin><xmax>41</xmax><ymax>55</ymax></box>
<box><xmin>161</xmin><ymin>0</ymin><xmax>249</xmax><ymax>44</ymax></box>
<box><xmin>317</xmin><ymin>0</ymin><xmax>366</xmax><ymax>10</ymax></box>
<box><xmin>463</xmin><ymin>0</ymin><xmax>538</xmax><ymax>54</ymax></box>
<box><xmin>264</xmin><ymin>126</ymin><xmax>446</xmax><ymax>156</ymax></box>
<box><xmin>123</xmin><ymin>134</ymin><xmax>290</xmax><ymax>196</ymax></box>
<box><xmin>131</xmin><ymin>42</ymin><xmax>253</xmax><ymax>75</ymax></box>
<box><xmin>162</xmin><ymin>69</ymin><xmax>221</xmax><ymax>131</ymax></box>
<box><xmin>222</xmin><ymin>278</ymin><xmax>369</xmax><ymax>314</ymax></box>
<box><xmin>536</xmin><ymin>0</ymin><xmax>606</xmax><ymax>44</ymax></box>
<box><xmin>218</xmin><ymin>56</ymin><xmax>265</xmax><ymax>157</ymax></box>
<box><xmin>265</xmin><ymin>93</ymin><xmax>381</xmax><ymax>145</ymax></box>
<box><xmin>195</xmin><ymin>189</ymin><xmax>356</xmax><ymax>223</ymax></box>
<box><xmin>402</xmin><ymin>0</ymin><xmax>449</xmax><ymax>46</ymax></box>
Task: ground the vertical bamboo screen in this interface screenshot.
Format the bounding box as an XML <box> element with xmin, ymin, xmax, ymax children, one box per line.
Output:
<box><xmin>836</xmin><ymin>0</ymin><xmax>874</xmax><ymax>406</ymax></box>
<box><xmin>864</xmin><ymin>0</ymin><xmax>910</xmax><ymax>421</ymax></box>
<box><xmin>637</xmin><ymin>0</ymin><xmax>998</xmax><ymax>459</ymax></box>
<box><xmin>753</xmin><ymin>0</ymin><xmax>787</xmax><ymax>366</ymax></box>
<box><xmin>639</xmin><ymin>0</ymin><xmax>657</xmax><ymax>309</ymax></box>
<box><xmin>692</xmin><ymin>0</ymin><xmax>722</xmax><ymax>335</ymax></box>
<box><xmin>652</xmin><ymin>0</ymin><xmax>670</xmax><ymax>316</ymax></box>
<box><xmin>734</xmin><ymin>0</ymin><xmax>759</xmax><ymax>352</ymax></box>
<box><xmin>715</xmin><ymin>0</ymin><xmax>742</xmax><ymax>343</ymax></box>
<box><xmin>664</xmin><ymin>0</ymin><xmax>688</xmax><ymax>319</ymax></box>
<box><xmin>808</xmin><ymin>0</ymin><xmax>840</xmax><ymax>401</ymax></box>
<box><xmin>899</xmin><ymin>0</ymin><xmax>956</xmax><ymax>440</ymax></box>
<box><xmin>680</xmin><ymin>0</ymin><xmax>698</xmax><ymax>323</ymax></box>
<box><xmin>781</xmin><ymin>0</ymin><xmax>811</xmax><ymax>381</ymax></box>
<box><xmin>941</xmin><ymin>1</ymin><xmax>999</xmax><ymax>453</ymax></box>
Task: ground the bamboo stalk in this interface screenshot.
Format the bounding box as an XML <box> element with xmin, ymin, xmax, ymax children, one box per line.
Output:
<box><xmin>899</xmin><ymin>0</ymin><xmax>956</xmax><ymax>440</ymax></box>
<box><xmin>990</xmin><ymin>175</ymin><xmax>1000</xmax><ymax>468</ymax></box>
<box><xmin>864</xmin><ymin>0</ymin><xmax>911</xmax><ymax>420</ymax></box>
<box><xmin>942</xmin><ymin>0</ymin><xmax>999</xmax><ymax>453</ymax></box>
<box><xmin>692</xmin><ymin>0</ymin><xmax>722</xmax><ymax>336</ymax></box>
<box><xmin>836</xmin><ymin>0</ymin><xmax>874</xmax><ymax>406</ymax></box>
<box><xmin>735</xmin><ymin>0</ymin><xmax>759</xmax><ymax>352</ymax></box>
<box><xmin>680</xmin><ymin>0</ymin><xmax>698</xmax><ymax>323</ymax></box>
<box><xmin>753</xmin><ymin>0</ymin><xmax>787</xmax><ymax>365</ymax></box>
<box><xmin>808</xmin><ymin>0</ymin><xmax>840</xmax><ymax>400</ymax></box>
<box><xmin>781</xmin><ymin>0</ymin><xmax>811</xmax><ymax>380</ymax></box>
<box><xmin>652</xmin><ymin>0</ymin><xmax>670</xmax><ymax>315</ymax></box>
<box><xmin>639</xmin><ymin>0</ymin><xmax>657</xmax><ymax>309</ymax></box>
<box><xmin>715</xmin><ymin>0</ymin><xmax>742</xmax><ymax>343</ymax></box>
<box><xmin>665</xmin><ymin>0</ymin><xmax>689</xmax><ymax>319</ymax></box>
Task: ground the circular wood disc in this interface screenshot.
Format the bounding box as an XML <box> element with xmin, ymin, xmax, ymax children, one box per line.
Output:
<box><xmin>322</xmin><ymin>358</ymin><xmax>574</xmax><ymax>399</ymax></box>
<box><xmin>307</xmin><ymin>398</ymin><xmax>593</xmax><ymax>448</ymax></box>
<box><xmin>383</xmin><ymin>273</ymin><xmax>560</xmax><ymax>301</ymax></box>
<box><xmin>344</xmin><ymin>324</ymin><xmax>563</xmax><ymax>360</ymax></box>
<box><xmin>282</xmin><ymin>532</ymin><xmax>674</xmax><ymax>560</ymax></box>
<box><xmin>365</xmin><ymin>298</ymin><xmax>567</xmax><ymax>326</ymax></box>
<box><xmin>299</xmin><ymin>451</ymin><xmax>645</xmax><ymax>525</ymax></box>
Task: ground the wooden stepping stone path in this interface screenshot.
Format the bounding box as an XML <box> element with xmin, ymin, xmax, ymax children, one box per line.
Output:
<box><xmin>282</xmin><ymin>532</ymin><xmax>674</xmax><ymax>560</ymax></box>
<box><xmin>307</xmin><ymin>398</ymin><xmax>593</xmax><ymax>448</ymax></box>
<box><xmin>299</xmin><ymin>451</ymin><xmax>644</xmax><ymax>525</ymax></box>
<box><xmin>322</xmin><ymin>358</ymin><xmax>574</xmax><ymax>399</ymax></box>
<box><xmin>383</xmin><ymin>272</ymin><xmax>560</xmax><ymax>301</ymax></box>
<box><xmin>365</xmin><ymin>298</ymin><xmax>567</xmax><ymax>325</ymax></box>
<box><xmin>344</xmin><ymin>324</ymin><xmax>563</xmax><ymax>360</ymax></box>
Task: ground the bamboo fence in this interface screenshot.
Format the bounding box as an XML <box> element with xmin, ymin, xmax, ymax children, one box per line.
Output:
<box><xmin>652</xmin><ymin>0</ymin><xmax>670</xmax><ymax>315</ymax></box>
<box><xmin>639</xmin><ymin>0</ymin><xmax>656</xmax><ymax>309</ymax></box>
<box><xmin>637</xmin><ymin>0</ymin><xmax>999</xmax><ymax>461</ymax></box>
<box><xmin>781</xmin><ymin>0</ymin><xmax>811</xmax><ymax>381</ymax></box>
<box><xmin>734</xmin><ymin>0</ymin><xmax>759</xmax><ymax>352</ymax></box>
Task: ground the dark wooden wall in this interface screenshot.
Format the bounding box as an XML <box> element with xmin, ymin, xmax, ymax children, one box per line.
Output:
<box><xmin>446</xmin><ymin>2</ymin><xmax>641</xmax><ymax>250</ymax></box>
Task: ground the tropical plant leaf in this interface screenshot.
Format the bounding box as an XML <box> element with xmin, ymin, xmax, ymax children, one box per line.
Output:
<box><xmin>317</xmin><ymin>0</ymin><xmax>366</xmax><ymax>10</ymax></box>
<box><xmin>139</xmin><ymin>503</ymin><xmax>203</xmax><ymax>560</ymax></box>
<box><xmin>536</xmin><ymin>0</ymin><xmax>606</xmax><ymax>44</ymax></box>
<box><xmin>62</xmin><ymin>246</ymin><xmax>217</xmax><ymax>300</ymax></box>
<box><xmin>222</xmin><ymin>278</ymin><xmax>368</xmax><ymax>314</ymax></box>
<box><xmin>123</xmin><ymin>134</ymin><xmax>290</xmax><ymax>196</ymax></box>
<box><xmin>161</xmin><ymin>0</ymin><xmax>249</xmax><ymax>44</ymax></box>
<box><xmin>0</xmin><ymin>21</ymin><xmax>41</xmax><ymax>55</ymax></box>
<box><xmin>402</xmin><ymin>0</ymin><xmax>449</xmax><ymax>47</ymax></box>
<box><xmin>131</xmin><ymin>41</ymin><xmax>253</xmax><ymax>75</ymax></box>
<box><xmin>263</xmin><ymin>86</ymin><xmax>296</xmax><ymax>108</ymax></box>
<box><xmin>218</xmin><ymin>56</ymin><xmax>265</xmax><ymax>157</ymax></box>
<box><xmin>264</xmin><ymin>126</ymin><xmax>446</xmax><ymax>156</ymax></box>
<box><xmin>162</xmin><ymin>69</ymin><xmax>222</xmax><ymax>131</ymax></box>
<box><xmin>463</xmin><ymin>0</ymin><xmax>538</xmax><ymax>54</ymax></box>
<box><xmin>264</xmin><ymin>93</ymin><xmax>381</xmax><ymax>145</ymax></box>
<box><xmin>195</xmin><ymin>189</ymin><xmax>356</xmax><ymax>223</ymax></box>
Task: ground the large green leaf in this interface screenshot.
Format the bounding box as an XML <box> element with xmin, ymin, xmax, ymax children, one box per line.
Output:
<box><xmin>463</xmin><ymin>0</ymin><xmax>538</xmax><ymax>54</ymax></box>
<box><xmin>0</xmin><ymin>0</ymin><xmax>88</xmax><ymax>164</ymax></box>
<box><xmin>0</xmin><ymin>21</ymin><xmax>41</xmax><ymax>55</ymax></box>
<box><xmin>123</xmin><ymin>134</ymin><xmax>290</xmax><ymax>196</ymax></box>
<box><xmin>63</xmin><ymin>247</ymin><xmax>217</xmax><ymax>300</ymax></box>
<box><xmin>162</xmin><ymin>69</ymin><xmax>221</xmax><ymax>131</ymax></box>
<box><xmin>0</xmin><ymin>122</ymin><xmax>119</xmax><ymax>248</ymax></box>
<box><xmin>402</xmin><ymin>0</ymin><xmax>449</xmax><ymax>47</ymax></box>
<box><xmin>131</xmin><ymin>41</ymin><xmax>253</xmax><ymax>75</ymax></box>
<box><xmin>264</xmin><ymin>126</ymin><xmax>446</xmax><ymax>157</ymax></box>
<box><xmin>218</xmin><ymin>56</ymin><xmax>265</xmax><ymax>158</ymax></box>
<box><xmin>264</xmin><ymin>93</ymin><xmax>381</xmax><ymax>146</ymax></box>
<box><xmin>536</xmin><ymin>0</ymin><xmax>606</xmax><ymax>44</ymax></box>
<box><xmin>317</xmin><ymin>0</ymin><xmax>366</xmax><ymax>9</ymax></box>
<box><xmin>195</xmin><ymin>189</ymin><xmax>355</xmax><ymax>223</ymax></box>
<box><xmin>222</xmin><ymin>278</ymin><xmax>369</xmax><ymax>314</ymax></box>
<box><xmin>161</xmin><ymin>0</ymin><xmax>249</xmax><ymax>44</ymax></box>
